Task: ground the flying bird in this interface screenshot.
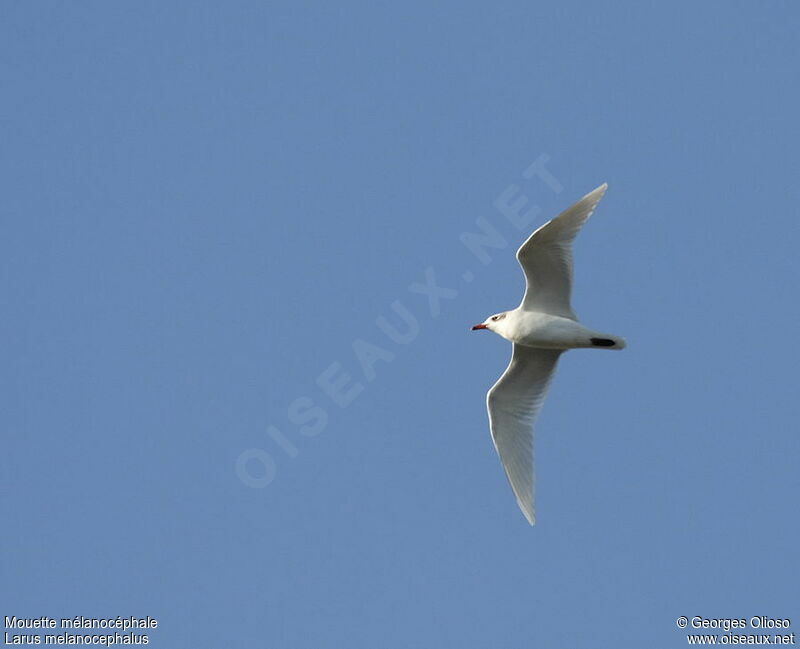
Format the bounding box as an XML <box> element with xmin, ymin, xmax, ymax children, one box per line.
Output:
<box><xmin>472</xmin><ymin>183</ymin><xmax>625</xmax><ymax>524</ymax></box>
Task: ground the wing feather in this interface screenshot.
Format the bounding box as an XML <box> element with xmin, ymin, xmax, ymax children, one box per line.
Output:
<box><xmin>487</xmin><ymin>345</ymin><xmax>563</xmax><ymax>525</ymax></box>
<box><xmin>516</xmin><ymin>183</ymin><xmax>608</xmax><ymax>318</ymax></box>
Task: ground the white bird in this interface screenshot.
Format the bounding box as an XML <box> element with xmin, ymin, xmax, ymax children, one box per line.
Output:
<box><xmin>471</xmin><ymin>183</ymin><xmax>625</xmax><ymax>525</ymax></box>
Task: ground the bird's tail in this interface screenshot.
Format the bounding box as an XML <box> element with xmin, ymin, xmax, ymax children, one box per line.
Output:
<box><xmin>589</xmin><ymin>335</ymin><xmax>626</xmax><ymax>350</ymax></box>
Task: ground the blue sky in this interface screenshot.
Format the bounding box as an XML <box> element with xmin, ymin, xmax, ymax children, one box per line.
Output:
<box><xmin>2</xmin><ymin>2</ymin><xmax>799</xmax><ymax>647</ymax></box>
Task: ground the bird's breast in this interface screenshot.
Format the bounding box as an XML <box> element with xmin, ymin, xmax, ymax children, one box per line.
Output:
<box><xmin>509</xmin><ymin>312</ymin><xmax>595</xmax><ymax>350</ymax></box>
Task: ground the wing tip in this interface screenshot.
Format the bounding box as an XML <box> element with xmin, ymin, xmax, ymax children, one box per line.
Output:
<box><xmin>519</xmin><ymin>500</ymin><xmax>536</xmax><ymax>525</ymax></box>
<box><xmin>586</xmin><ymin>182</ymin><xmax>608</xmax><ymax>200</ymax></box>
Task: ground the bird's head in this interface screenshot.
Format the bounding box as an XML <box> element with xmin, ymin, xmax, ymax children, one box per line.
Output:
<box><xmin>471</xmin><ymin>311</ymin><xmax>508</xmax><ymax>333</ymax></box>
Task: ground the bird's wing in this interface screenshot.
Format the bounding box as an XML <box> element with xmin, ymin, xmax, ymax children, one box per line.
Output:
<box><xmin>516</xmin><ymin>183</ymin><xmax>608</xmax><ymax>319</ymax></box>
<box><xmin>487</xmin><ymin>344</ymin><xmax>563</xmax><ymax>525</ymax></box>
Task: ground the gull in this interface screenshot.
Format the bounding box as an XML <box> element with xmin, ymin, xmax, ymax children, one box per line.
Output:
<box><xmin>471</xmin><ymin>183</ymin><xmax>625</xmax><ymax>524</ymax></box>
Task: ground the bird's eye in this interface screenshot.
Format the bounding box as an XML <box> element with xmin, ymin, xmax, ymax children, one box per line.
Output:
<box><xmin>492</xmin><ymin>315</ymin><xmax>500</xmax><ymax>321</ymax></box>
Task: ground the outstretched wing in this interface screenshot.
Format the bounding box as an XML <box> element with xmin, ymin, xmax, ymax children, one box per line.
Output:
<box><xmin>487</xmin><ymin>344</ymin><xmax>563</xmax><ymax>525</ymax></box>
<box><xmin>516</xmin><ymin>183</ymin><xmax>608</xmax><ymax>319</ymax></box>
